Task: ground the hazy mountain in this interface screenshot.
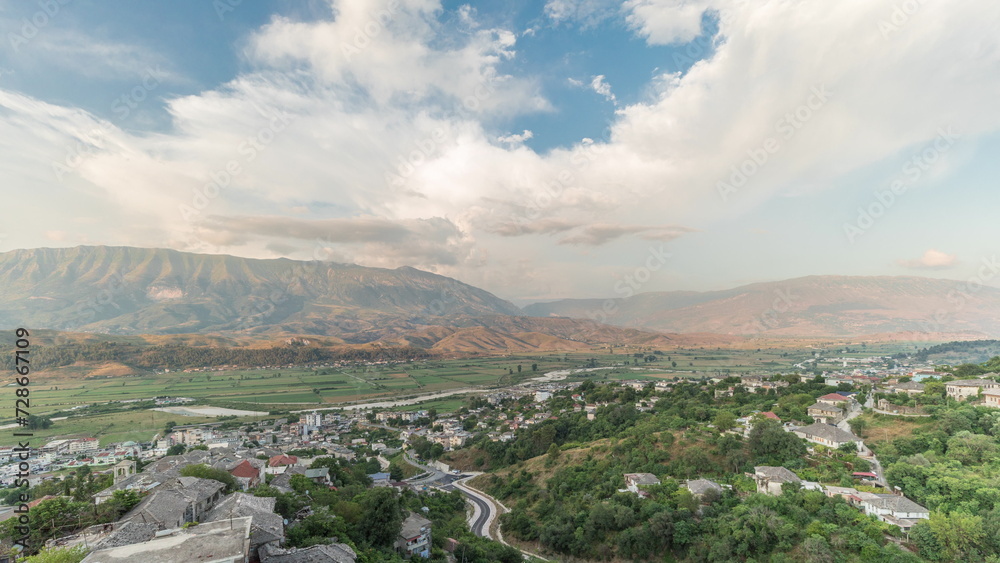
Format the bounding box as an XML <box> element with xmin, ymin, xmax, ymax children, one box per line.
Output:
<box><xmin>0</xmin><ymin>246</ymin><xmax>521</xmax><ymax>335</ymax></box>
<box><xmin>525</xmin><ymin>275</ymin><xmax>1000</xmax><ymax>337</ymax></box>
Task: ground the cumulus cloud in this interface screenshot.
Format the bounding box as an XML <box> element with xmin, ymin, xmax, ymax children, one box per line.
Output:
<box><xmin>897</xmin><ymin>249</ymin><xmax>958</xmax><ymax>270</ymax></box>
<box><xmin>2</xmin><ymin>0</ymin><xmax>1000</xmax><ymax>299</ymax></box>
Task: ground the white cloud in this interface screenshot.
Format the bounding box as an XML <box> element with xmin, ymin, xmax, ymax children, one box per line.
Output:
<box><xmin>2</xmin><ymin>0</ymin><xmax>1000</xmax><ymax>300</ymax></box>
<box><xmin>497</xmin><ymin>129</ymin><xmax>533</xmax><ymax>145</ymax></box>
<box><xmin>624</xmin><ymin>0</ymin><xmax>722</xmax><ymax>45</ymax></box>
<box><xmin>898</xmin><ymin>249</ymin><xmax>958</xmax><ymax>270</ymax></box>
<box><xmin>590</xmin><ymin>75</ymin><xmax>617</xmax><ymax>104</ymax></box>
<box><xmin>545</xmin><ymin>0</ymin><xmax>620</xmax><ymax>28</ymax></box>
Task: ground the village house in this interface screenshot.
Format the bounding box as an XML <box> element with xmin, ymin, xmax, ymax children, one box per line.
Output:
<box><xmin>793</xmin><ymin>423</ymin><xmax>860</xmax><ymax>450</ymax></box>
<box><xmin>983</xmin><ymin>389</ymin><xmax>1000</xmax><ymax>407</ymax></box>
<box><xmin>624</xmin><ymin>473</ymin><xmax>660</xmax><ymax>495</ymax></box>
<box><xmin>857</xmin><ymin>492</ymin><xmax>930</xmax><ymax>531</ymax></box>
<box><xmin>81</xmin><ymin>517</ymin><xmax>253</xmax><ymax>563</ymax></box>
<box><xmin>886</xmin><ymin>381</ymin><xmax>925</xmax><ymax>396</ymax></box>
<box><xmin>118</xmin><ymin>477</ymin><xmax>226</xmax><ymax>530</ymax></box>
<box><xmin>946</xmin><ymin>378</ymin><xmax>1000</xmax><ymax>400</ymax></box>
<box><xmin>816</xmin><ymin>393</ymin><xmax>851</xmax><ymax>407</ymax></box>
<box><xmin>396</xmin><ymin>512</ymin><xmax>432</xmax><ymax>559</ymax></box>
<box><xmin>753</xmin><ymin>466</ymin><xmax>801</xmax><ymax>496</ymax></box>
<box><xmin>684</xmin><ymin>479</ymin><xmax>723</xmax><ymax>500</ymax></box>
<box><xmin>807</xmin><ymin>402</ymin><xmax>844</xmax><ymax>424</ymax></box>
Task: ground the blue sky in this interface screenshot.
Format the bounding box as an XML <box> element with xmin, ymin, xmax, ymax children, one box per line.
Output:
<box><xmin>2</xmin><ymin>0</ymin><xmax>999</xmax><ymax>303</ymax></box>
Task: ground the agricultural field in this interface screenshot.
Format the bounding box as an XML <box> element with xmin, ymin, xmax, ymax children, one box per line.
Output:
<box><xmin>3</xmin><ymin>341</ymin><xmax>925</xmax><ymax>448</ymax></box>
<box><xmin>0</xmin><ymin>407</ymin><xmax>219</xmax><ymax>447</ymax></box>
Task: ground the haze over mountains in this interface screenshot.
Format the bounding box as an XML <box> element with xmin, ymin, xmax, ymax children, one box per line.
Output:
<box><xmin>2</xmin><ymin>246</ymin><xmax>998</xmax><ymax>349</ymax></box>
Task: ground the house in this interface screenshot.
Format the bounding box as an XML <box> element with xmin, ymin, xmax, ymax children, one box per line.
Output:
<box><xmin>857</xmin><ymin>492</ymin><xmax>930</xmax><ymax>531</ymax></box>
<box><xmin>759</xmin><ymin>411</ymin><xmax>781</xmax><ymax>421</ymax></box>
<box><xmin>204</xmin><ymin>493</ymin><xmax>284</xmax><ymax>560</ymax></box>
<box><xmin>983</xmin><ymin>389</ymin><xmax>1000</xmax><ymax>408</ymax></box>
<box><xmin>824</xmin><ymin>486</ymin><xmax>861</xmax><ymax>503</ymax></box>
<box><xmin>753</xmin><ymin>466</ymin><xmax>801</xmax><ymax>496</ymax></box>
<box><xmin>887</xmin><ymin>381</ymin><xmax>925</xmax><ymax>396</ymax></box>
<box><xmin>269</xmin><ymin>467</ymin><xmax>307</xmax><ymax>494</ymax></box>
<box><xmin>119</xmin><ymin>477</ymin><xmax>226</xmax><ymax>530</ymax></box>
<box><xmin>793</xmin><ymin>423</ymin><xmax>860</xmax><ymax>450</ymax></box>
<box><xmin>369</xmin><ymin>472</ymin><xmax>391</xmax><ymax>487</ymax></box>
<box><xmin>229</xmin><ymin>459</ymin><xmax>263</xmax><ymax>490</ymax></box>
<box><xmin>807</xmin><ymin>402</ymin><xmax>844</xmax><ymax>424</ymax></box>
<box><xmin>816</xmin><ymin>393</ymin><xmax>850</xmax><ymax>406</ymax></box>
<box><xmin>81</xmin><ymin>517</ymin><xmax>252</xmax><ymax>563</ymax></box>
<box><xmin>259</xmin><ymin>542</ymin><xmax>357</xmax><ymax>562</ymax></box>
<box><xmin>396</xmin><ymin>512</ymin><xmax>432</xmax><ymax>558</ymax></box>
<box><xmin>945</xmin><ymin>378</ymin><xmax>1000</xmax><ymax>400</ymax></box>
<box><xmin>304</xmin><ymin>467</ymin><xmax>331</xmax><ymax>486</ymax></box>
<box><xmin>268</xmin><ymin>454</ymin><xmax>299</xmax><ymax>468</ymax></box>
<box><xmin>685</xmin><ymin>479</ymin><xmax>723</xmax><ymax>500</ymax></box>
<box><xmin>624</xmin><ymin>473</ymin><xmax>660</xmax><ymax>494</ymax></box>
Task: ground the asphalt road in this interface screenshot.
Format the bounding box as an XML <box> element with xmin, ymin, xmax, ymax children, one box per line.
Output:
<box><xmin>461</xmin><ymin>486</ymin><xmax>493</xmax><ymax>536</ymax></box>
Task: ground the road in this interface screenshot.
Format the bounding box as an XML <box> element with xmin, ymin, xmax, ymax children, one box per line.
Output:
<box><xmin>837</xmin><ymin>394</ymin><xmax>888</xmax><ymax>487</ymax></box>
<box><xmin>461</xmin><ymin>485</ymin><xmax>493</xmax><ymax>536</ymax></box>
<box><xmin>291</xmin><ymin>388</ymin><xmax>483</xmax><ymax>413</ymax></box>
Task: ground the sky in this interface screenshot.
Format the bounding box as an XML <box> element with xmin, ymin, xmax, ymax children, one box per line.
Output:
<box><xmin>2</xmin><ymin>0</ymin><xmax>999</xmax><ymax>305</ymax></box>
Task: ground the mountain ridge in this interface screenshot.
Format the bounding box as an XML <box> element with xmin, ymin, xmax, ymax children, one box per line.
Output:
<box><xmin>525</xmin><ymin>274</ymin><xmax>1000</xmax><ymax>336</ymax></box>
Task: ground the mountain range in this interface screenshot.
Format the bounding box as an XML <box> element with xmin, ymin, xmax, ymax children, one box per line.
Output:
<box><xmin>2</xmin><ymin>246</ymin><xmax>998</xmax><ymax>351</ymax></box>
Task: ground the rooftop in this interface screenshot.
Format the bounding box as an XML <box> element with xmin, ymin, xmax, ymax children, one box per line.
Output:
<box><xmin>399</xmin><ymin>512</ymin><xmax>432</xmax><ymax>540</ymax></box>
<box><xmin>795</xmin><ymin>423</ymin><xmax>859</xmax><ymax>444</ymax></box>
<box><xmin>81</xmin><ymin>517</ymin><xmax>251</xmax><ymax>563</ymax></box>
<box><xmin>754</xmin><ymin>466</ymin><xmax>801</xmax><ymax>483</ymax></box>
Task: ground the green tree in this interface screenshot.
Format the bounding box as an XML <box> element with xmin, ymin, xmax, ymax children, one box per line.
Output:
<box><xmin>355</xmin><ymin>487</ymin><xmax>403</xmax><ymax>548</ymax></box>
<box><xmin>179</xmin><ymin>464</ymin><xmax>238</xmax><ymax>493</ymax></box>
<box><xmin>713</xmin><ymin>411</ymin><xmax>737</xmax><ymax>433</ymax></box>
<box><xmin>23</xmin><ymin>546</ymin><xmax>87</xmax><ymax>563</ymax></box>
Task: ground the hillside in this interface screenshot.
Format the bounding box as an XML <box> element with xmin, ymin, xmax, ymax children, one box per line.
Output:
<box><xmin>0</xmin><ymin>246</ymin><xmax>521</xmax><ymax>336</ymax></box>
<box><xmin>525</xmin><ymin>275</ymin><xmax>1000</xmax><ymax>337</ymax></box>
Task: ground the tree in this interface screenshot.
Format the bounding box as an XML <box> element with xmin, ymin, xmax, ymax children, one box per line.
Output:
<box><xmin>848</xmin><ymin>417</ymin><xmax>867</xmax><ymax>439</ymax></box>
<box><xmin>713</xmin><ymin>411</ymin><xmax>737</xmax><ymax>433</ymax></box>
<box><xmin>747</xmin><ymin>418</ymin><xmax>806</xmax><ymax>466</ymax></box>
<box><xmin>179</xmin><ymin>464</ymin><xmax>238</xmax><ymax>493</ymax></box>
<box><xmin>166</xmin><ymin>444</ymin><xmax>186</xmax><ymax>456</ymax></box>
<box><xmin>23</xmin><ymin>546</ymin><xmax>87</xmax><ymax>563</ymax></box>
<box><xmin>355</xmin><ymin>487</ymin><xmax>403</xmax><ymax>548</ymax></box>
<box><xmin>532</xmin><ymin>363</ymin><xmax>538</xmax><ymax>372</ymax></box>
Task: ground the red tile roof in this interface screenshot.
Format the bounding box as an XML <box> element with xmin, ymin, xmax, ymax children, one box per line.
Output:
<box><xmin>268</xmin><ymin>454</ymin><xmax>298</xmax><ymax>467</ymax></box>
<box><xmin>230</xmin><ymin>460</ymin><xmax>259</xmax><ymax>479</ymax></box>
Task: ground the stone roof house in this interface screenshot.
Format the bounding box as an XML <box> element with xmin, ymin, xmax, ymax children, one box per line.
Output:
<box><xmin>753</xmin><ymin>466</ymin><xmax>801</xmax><ymax>496</ymax></box>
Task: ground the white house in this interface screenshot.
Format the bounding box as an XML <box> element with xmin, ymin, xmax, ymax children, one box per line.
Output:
<box><xmin>624</xmin><ymin>473</ymin><xmax>660</xmax><ymax>494</ymax></box>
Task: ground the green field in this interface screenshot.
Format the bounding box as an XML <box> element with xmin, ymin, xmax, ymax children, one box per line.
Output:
<box><xmin>0</xmin><ymin>408</ymin><xmax>219</xmax><ymax>447</ymax></box>
<box><xmin>4</xmin><ymin>342</ymin><xmax>928</xmax><ymax>448</ymax></box>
